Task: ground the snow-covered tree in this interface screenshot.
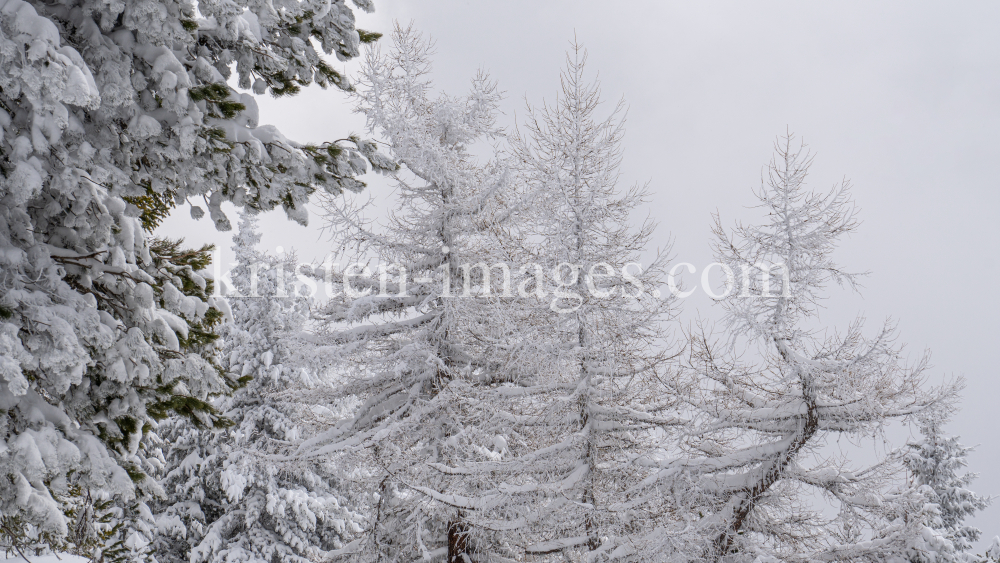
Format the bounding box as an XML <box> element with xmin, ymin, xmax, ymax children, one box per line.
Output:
<box><xmin>905</xmin><ymin>404</ymin><xmax>991</xmax><ymax>557</ymax></box>
<box><xmin>464</xmin><ymin>43</ymin><xmax>677</xmax><ymax>561</ymax></box>
<box><xmin>639</xmin><ymin>134</ymin><xmax>955</xmax><ymax>562</ymax></box>
<box><xmin>0</xmin><ymin>201</ymin><xmax>234</xmax><ymax>561</ymax></box>
<box><xmin>985</xmin><ymin>537</ymin><xmax>1000</xmax><ymax>563</ymax></box>
<box><xmin>0</xmin><ymin>0</ymin><xmax>390</xmax><ymax>554</ymax></box>
<box><xmin>296</xmin><ymin>24</ymin><xmax>515</xmax><ymax>562</ymax></box>
<box><xmin>152</xmin><ymin>210</ymin><xmax>367</xmax><ymax>563</ymax></box>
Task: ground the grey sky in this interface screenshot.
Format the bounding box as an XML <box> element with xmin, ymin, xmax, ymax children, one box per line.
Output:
<box><xmin>160</xmin><ymin>0</ymin><xmax>1000</xmax><ymax>546</ymax></box>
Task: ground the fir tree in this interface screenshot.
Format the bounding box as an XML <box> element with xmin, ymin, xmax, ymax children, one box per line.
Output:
<box><xmin>0</xmin><ymin>189</ymin><xmax>234</xmax><ymax>560</ymax></box>
<box><xmin>152</xmin><ymin>211</ymin><xmax>366</xmax><ymax>563</ymax></box>
<box><xmin>0</xmin><ymin>0</ymin><xmax>390</xmax><ymax>554</ymax></box>
<box><xmin>905</xmin><ymin>405</ymin><xmax>991</xmax><ymax>558</ymax></box>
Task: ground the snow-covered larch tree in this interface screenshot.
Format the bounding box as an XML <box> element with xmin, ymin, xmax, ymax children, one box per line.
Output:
<box><xmin>152</xmin><ymin>210</ymin><xmax>366</xmax><ymax>563</ymax></box>
<box><xmin>0</xmin><ymin>0</ymin><xmax>391</xmax><ymax>555</ymax></box>
<box><xmin>904</xmin><ymin>402</ymin><xmax>991</xmax><ymax>560</ymax></box>
<box><xmin>638</xmin><ymin>134</ymin><xmax>956</xmax><ymax>562</ymax></box>
<box><xmin>464</xmin><ymin>43</ymin><xmax>678</xmax><ymax>561</ymax></box>
<box><xmin>295</xmin><ymin>24</ymin><xmax>515</xmax><ymax>563</ymax></box>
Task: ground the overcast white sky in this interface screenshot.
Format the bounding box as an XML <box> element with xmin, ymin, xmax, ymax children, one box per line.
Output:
<box><xmin>161</xmin><ymin>0</ymin><xmax>1000</xmax><ymax>546</ymax></box>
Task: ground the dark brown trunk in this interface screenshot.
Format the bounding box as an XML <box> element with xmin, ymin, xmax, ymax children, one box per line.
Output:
<box><xmin>712</xmin><ymin>411</ymin><xmax>818</xmax><ymax>559</ymax></box>
<box><xmin>583</xmin><ymin>486</ymin><xmax>600</xmax><ymax>551</ymax></box>
<box><xmin>448</xmin><ymin>519</ymin><xmax>470</xmax><ymax>563</ymax></box>
<box><xmin>712</xmin><ymin>339</ymin><xmax>820</xmax><ymax>560</ymax></box>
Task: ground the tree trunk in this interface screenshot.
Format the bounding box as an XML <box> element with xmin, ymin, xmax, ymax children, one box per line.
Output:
<box><xmin>448</xmin><ymin>519</ymin><xmax>470</xmax><ymax>563</ymax></box>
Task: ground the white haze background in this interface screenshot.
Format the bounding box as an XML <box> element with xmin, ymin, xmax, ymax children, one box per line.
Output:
<box><xmin>158</xmin><ymin>0</ymin><xmax>1000</xmax><ymax>548</ymax></box>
